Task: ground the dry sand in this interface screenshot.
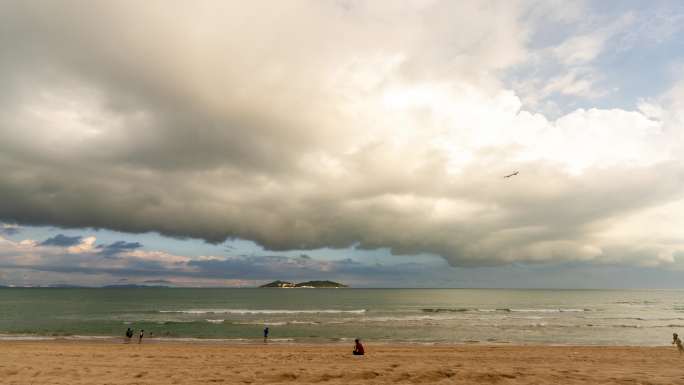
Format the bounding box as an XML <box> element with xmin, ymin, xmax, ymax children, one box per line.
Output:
<box><xmin>1</xmin><ymin>341</ymin><xmax>684</xmax><ymax>384</ymax></box>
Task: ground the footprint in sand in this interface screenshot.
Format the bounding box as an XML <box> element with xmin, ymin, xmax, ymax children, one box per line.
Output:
<box><xmin>275</xmin><ymin>372</ymin><xmax>298</xmax><ymax>381</ymax></box>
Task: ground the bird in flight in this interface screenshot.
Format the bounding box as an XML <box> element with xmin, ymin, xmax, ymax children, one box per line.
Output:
<box><xmin>503</xmin><ymin>171</ymin><xmax>519</xmax><ymax>178</ymax></box>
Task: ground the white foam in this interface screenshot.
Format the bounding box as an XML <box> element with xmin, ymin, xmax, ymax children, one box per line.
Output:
<box><xmin>159</xmin><ymin>309</ymin><xmax>366</xmax><ymax>315</ymax></box>
<box><xmin>507</xmin><ymin>308</ymin><xmax>588</xmax><ymax>313</ymax></box>
<box><xmin>0</xmin><ymin>334</ymin><xmax>56</xmax><ymax>341</ymax></box>
<box><xmin>233</xmin><ymin>321</ymin><xmax>287</xmax><ymax>326</ymax></box>
<box><xmin>421</xmin><ymin>308</ymin><xmax>589</xmax><ymax>313</ymax></box>
<box><xmin>0</xmin><ymin>334</ymin><xmax>118</xmax><ymax>341</ymax></box>
<box><xmin>358</xmin><ymin>315</ymin><xmax>454</xmax><ymax>322</ymax></box>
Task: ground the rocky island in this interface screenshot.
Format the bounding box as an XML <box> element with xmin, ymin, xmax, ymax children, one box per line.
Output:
<box><xmin>259</xmin><ymin>280</ymin><xmax>347</xmax><ymax>288</ymax></box>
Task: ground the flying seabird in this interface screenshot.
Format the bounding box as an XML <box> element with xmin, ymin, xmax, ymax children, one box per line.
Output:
<box><xmin>503</xmin><ymin>171</ymin><xmax>519</xmax><ymax>178</ymax></box>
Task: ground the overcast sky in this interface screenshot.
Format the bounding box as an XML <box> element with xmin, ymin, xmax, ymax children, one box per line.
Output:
<box><xmin>2</xmin><ymin>1</ymin><xmax>684</xmax><ymax>287</ymax></box>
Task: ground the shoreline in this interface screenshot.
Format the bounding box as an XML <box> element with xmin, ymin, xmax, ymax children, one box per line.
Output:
<box><xmin>0</xmin><ymin>333</ymin><xmax>674</xmax><ymax>347</ymax></box>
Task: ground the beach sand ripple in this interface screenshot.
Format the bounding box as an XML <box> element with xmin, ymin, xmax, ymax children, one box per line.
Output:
<box><xmin>1</xmin><ymin>341</ymin><xmax>683</xmax><ymax>384</ymax></box>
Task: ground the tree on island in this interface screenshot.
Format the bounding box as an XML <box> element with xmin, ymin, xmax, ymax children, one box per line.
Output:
<box><xmin>259</xmin><ymin>280</ymin><xmax>347</xmax><ymax>288</ymax></box>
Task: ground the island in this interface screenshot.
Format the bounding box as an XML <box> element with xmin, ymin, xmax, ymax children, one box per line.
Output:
<box><xmin>259</xmin><ymin>280</ymin><xmax>347</xmax><ymax>288</ymax></box>
<box><xmin>101</xmin><ymin>284</ymin><xmax>170</xmax><ymax>288</ymax></box>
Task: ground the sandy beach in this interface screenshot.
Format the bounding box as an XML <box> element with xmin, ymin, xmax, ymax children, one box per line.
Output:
<box><xmin>1</xmin><ymin>341</ymin><xmax>683</xmax><ymax>385</ymax></box>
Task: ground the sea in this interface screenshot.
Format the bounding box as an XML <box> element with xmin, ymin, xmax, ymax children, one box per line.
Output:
<box><xmin>0</xmin><ymin>288</ymin><xmax>682</xmax><ymax>346</ymax></box>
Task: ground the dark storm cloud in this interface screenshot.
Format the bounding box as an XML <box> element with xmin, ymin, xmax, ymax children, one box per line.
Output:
<box><xmin>97</xmin><ymin>241</ymin><xmax>143</xmax><ymax>256</ymax></box>
<box><xmin>186</xmin><ymin>255</ymin><xmax>327</xmax><ymax>280</ymax></box>
<box><xmin>0</xmin><ymin>263</ymin><xmax>176</xmax><ymax>278</ymax></box>
<box><xmin>0</xmin><ymin>0</ymin><xmax>683</xmax><ymax>269</ymax></box>
<box><xmin>186</xmin><ymin>254</ymin><xmax>453</xmax><ymax>283</ymax></box>
<box><xmin>40</xmin><ymin>234</ymin><xmax>83</xmax><ymax>247</ymax></box>
<box><xmin>0</xmin><ymin>248</ymin><xmax>186</xmax><ymax>279</ymax></box>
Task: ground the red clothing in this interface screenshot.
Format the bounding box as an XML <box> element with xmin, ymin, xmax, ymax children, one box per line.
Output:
<box><xmin>354</xmin><ymin>342</ymin><xmax>365</xmax><ymax>355</ymax></box>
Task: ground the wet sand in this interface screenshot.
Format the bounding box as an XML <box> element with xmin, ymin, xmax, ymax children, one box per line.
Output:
<box><xmin>1</xmin><ymin>341</ymin><xmax>683</xmax><ymax>384</ymax></box>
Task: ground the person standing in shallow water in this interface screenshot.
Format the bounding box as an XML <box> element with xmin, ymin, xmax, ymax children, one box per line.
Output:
<box><xmin>263</xmin><ymin>327</ymin><xmax>269</xmax><ymax>343</ymax></box>
<box><xmin>125</xmin><ymin>327</ymin><xmax>133</xmax><ymax>343</ymax></box>
<box><xmin>138</xmin><ymin>329</ymin><xmax>144</xmax><ymax>344</ymax></box>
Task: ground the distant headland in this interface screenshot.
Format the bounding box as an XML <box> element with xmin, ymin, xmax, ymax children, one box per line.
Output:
<box><xmin>259</xmin><ymin>280</ymin><xmax>347</xmax><ymax>288</ymax></box>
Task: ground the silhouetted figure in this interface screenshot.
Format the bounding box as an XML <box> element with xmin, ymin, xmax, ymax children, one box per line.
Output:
<box><xmin>263</xmin><ymin>327</ymin><xmax>269</xmax><ymax>343</ymax></box>
<box><xmin>353</xmin><ymin>338</ymin><xmax>365</xmax><ymax>355</ymax></box>
<box><xmin>138</xmin><ymin>329</ymin><xmax>144</xmax><ymax>344</ymax></box>
<box><xmin>125</xmin><ymin>327</ymin><xmax>133</xmax><ymax>343</ymax></box>
<box><xmin>673</xmin><ymin>333</ymin><xmax>683</xmax><ymax>354</ymax></box>
<box><xmin>503</xmin><ymin>171</ymin><xmax>519</xmax><ymax>178</ymax></box>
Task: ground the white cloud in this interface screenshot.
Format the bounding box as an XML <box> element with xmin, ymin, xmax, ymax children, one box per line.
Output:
<box><xmin>542</xmin><ymin>69</ymin><xmax>603</xmax><ymax>98</ymax></box>
<box><xmin>552</xmin><ymin>34</ymin><xmax>606</xmax><ymax>65</ymax></box>
<box><xmin>66</xmin><ymin>236</ymin><xmax>96</xmax><ymax>254</ymax></box>
<box><xmin>0</xmin><ymin>1</ymin><xmax>683</xmax><ymax>272</ymax></box>
<box><xmin>514</xmin><ymin>11</ymin><xmax>638</xmax><ymax>109</ymax></box>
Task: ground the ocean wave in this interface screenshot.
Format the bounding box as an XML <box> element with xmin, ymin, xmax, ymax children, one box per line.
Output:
<box><xmin>507</xmin><ymin>308</ymin><xmax>589</xmax><ymax>313</ymax></box>
<box><xmin>581</xmin><ymin>316</ymin><xmax>684</xmax><ymax>321</ymax></box>
<box><xmin>232</xmin><ymin>320</ymin><xmax>321</xmax><ymax>326</ymax></box>
<box><xmin>230</xmin><ymin>315</ymin><xmax>464</xmax><ymax>324</ymax></box>
<box><xmin>586</xmin><ymin>324</ymin><xmax>641</xmax><ymax>328</ymax></box>
<box><xmin>358</xmin><ymin>316</ymin><xmax>448</xmax><ymax>322</ymax></box>
<box><xmin>615</xmin><ymin>301</ymin><xmax>658</xmax><ymax>305</ymax></box>
<box><xmin>583</xmin><ymin>323</ymin><xmax>684</xmax><ymax>329</ymax></box>
<box><xmin>233</xmin><ymin>321</ymin><xmax>288</xmax><ymax>326</ymax></box>
<box><xmin>422</xmin><ymin>308</ymin><xmax>471</xmax><ymax>313</ymax></box>
<box><xmin>206</xmin><ymin>319</ymin><xmax>224</xmax><ymax>324</ymax></box>
<box><xmin>0</xmin><ymin>334</ymin><xmax>117</xmax><ymax>341</ymax></box>
<box><xmin>0</xmin><ymin>333</ymin><xmax>299</xmax><ymax>344</ymax></box>
<box><xmin>288</xmin><ymin>321</ymin><xmax>320</xmax><ymax>325</ymax></box>
<box><xmin>159</xmin><ymin>309</ymin><xmax>366</xmax><ymax>315</ymax></box>
<box><xmin>421</xmin><ymin>308</ymin><xmax>590</xmax><ymax>313</ymax></box>
<box><xmin>0</xmin><ymin>335</ymin><xmax>57</xmax><ymax>341</ymax></box>
<box><xmin>122</xmin><ymin>320</ymin><xmax>205</xmax><ymax>325</ymax></box>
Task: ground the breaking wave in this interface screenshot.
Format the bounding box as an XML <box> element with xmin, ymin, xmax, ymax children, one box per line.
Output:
<box><xmin>159</xmin><ymin>309</ymin><xmax>367</xmax><ymax>315</ymax></box>
<box><xmin>421</xmin><ymin>308</ymin><xmax>590</xmax><ymax>313</ymax></box>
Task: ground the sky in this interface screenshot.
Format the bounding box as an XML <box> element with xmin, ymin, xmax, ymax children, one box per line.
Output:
<box><xmin>2</xmin><ymin>0</ymin><xmax>684</xmax><ymax>287</ymax></box>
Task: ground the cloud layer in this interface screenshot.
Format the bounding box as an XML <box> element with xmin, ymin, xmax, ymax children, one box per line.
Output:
<box><xmin>0</xmin><ymin>233</ymin><xmax>432</xmax><ymax>287</ymax></box>
<box><xmin>1</xmin><ymin>1</ymin><xmax>684</xmax><ymax>269</ymax></box>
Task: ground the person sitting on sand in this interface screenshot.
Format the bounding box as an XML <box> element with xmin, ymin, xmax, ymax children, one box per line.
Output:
<box><xmin>138</xmin><ymin>329</ymin><xmax>144</xmax><ymax>344</ymax></box>
<box><xmin>353</xmin><ymin>338</ymin><xmax>365</xmax><ymax>356</ymax></box>
<box><xmin>673</xmin><ymin>333</ymin><xmax>683</xmax><ymax>354</ymax></box>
